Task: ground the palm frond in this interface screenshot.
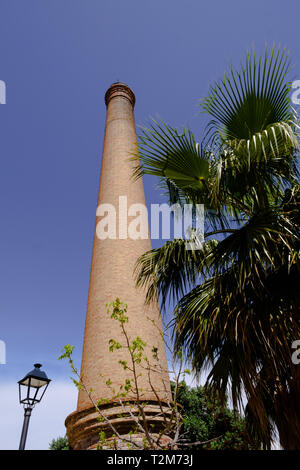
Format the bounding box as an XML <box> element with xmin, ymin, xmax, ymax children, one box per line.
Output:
<box><xmin>172</xmin><ymin>262</ymin><xmax>300</xmax><ymax>448</ymax></box>
<box><xmin>134</xmin><ymin>237</ymin><xmax>218</xmax><ymax>309</ymax></box>
<box><xmin>202</xmin><ymin>45</ymin><xmax>297</xmax><ymax>144</ymax></box>
<box><xmin>134</xmin><ymin>119</ymin><xmax>209</xmax><ymax>189</ymax></box>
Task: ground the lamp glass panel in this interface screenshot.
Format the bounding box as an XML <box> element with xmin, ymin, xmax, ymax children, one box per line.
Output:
<box><xmin>20</xmin><ymin>377</ymin><xmax>48</xmax><ymax>388</ymax></box>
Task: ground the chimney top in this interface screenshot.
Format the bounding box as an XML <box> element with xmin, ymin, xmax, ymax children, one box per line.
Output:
<box><xmin>105</xmin><ymin>82</ymin><xmax>135</xmax><ymax>108</ymax></box>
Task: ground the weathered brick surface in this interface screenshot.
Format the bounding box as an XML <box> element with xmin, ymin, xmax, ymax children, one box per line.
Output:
<box><xmin>66</xmin><ymin>83</ymin><xmax>171</xmax><ymax>449</ymax></box>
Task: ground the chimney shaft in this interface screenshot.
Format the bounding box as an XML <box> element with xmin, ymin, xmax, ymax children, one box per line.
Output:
<box><xmin>65</xmin><ymin>83</ymin><xmax>171</xmax><ymax>450</ymax></box>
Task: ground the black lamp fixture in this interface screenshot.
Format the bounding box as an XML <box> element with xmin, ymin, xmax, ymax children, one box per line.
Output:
<box><xmin>18</xmin><ymin>363</ymin><xmax>51</xmax><ymax>450</ymax></box>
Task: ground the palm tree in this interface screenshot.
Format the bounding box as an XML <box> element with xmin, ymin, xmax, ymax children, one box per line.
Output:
<box><xmin>134</xmin><ymin>46</ymin><xmax>300</xmax><ymax>449</ymax></box>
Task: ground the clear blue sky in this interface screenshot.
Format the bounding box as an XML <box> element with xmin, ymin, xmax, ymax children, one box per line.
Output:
<box><xmin>0</xmin><ymin>0</ymin><xmax>298</xmax><ymax>449</ymax></box>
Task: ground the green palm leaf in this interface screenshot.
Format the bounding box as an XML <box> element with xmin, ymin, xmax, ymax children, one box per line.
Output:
<box><xmin>202</xmin><ymin>45</ymin><xmax>298</xmax><ymax>143</ymax></box>
<box><xmin>201</xmin><ymin>46</ymin><xmax>299</xmax><ymax>205</ymax></box>
<box><xmin>134</xmin><ymin>237</ymin><xmax>218</xmax><ymax>309</ymax></box>
<box><xmin>134</xmin><ymin>119</ymin><xmax>209</xmax><ymax>189</ymax></box>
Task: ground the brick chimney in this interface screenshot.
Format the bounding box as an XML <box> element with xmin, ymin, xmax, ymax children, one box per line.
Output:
<box><xmin>65</xmin><ymin>83</ymin><xmax>171</xmax><ymax>450</ymax></box>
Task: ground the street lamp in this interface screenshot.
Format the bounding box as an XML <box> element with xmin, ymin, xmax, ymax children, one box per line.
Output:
<box><xmin>18</xmin><ymin>363</ymin><xmax>51</xmax><ymax>450</ymax></box>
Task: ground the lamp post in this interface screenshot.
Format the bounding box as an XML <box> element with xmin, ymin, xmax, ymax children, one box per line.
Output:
<box><xmin>18</xmin><ymin>363</ymin><xmax>51</xmax><ymax>450</ymax></box>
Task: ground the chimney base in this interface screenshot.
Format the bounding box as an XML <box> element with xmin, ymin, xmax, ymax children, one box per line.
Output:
<box><xmin>66</xmin><ymin>401</ymin><xmax>173</xmax><ymax>450</ymax></box>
